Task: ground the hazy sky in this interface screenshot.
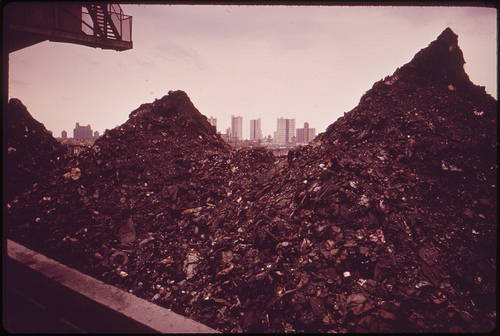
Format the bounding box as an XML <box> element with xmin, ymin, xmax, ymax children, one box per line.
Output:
<box><xmin>7</xmin><ymin>4</ymin><xmax>497</xmax><ymax>139</ymax></box>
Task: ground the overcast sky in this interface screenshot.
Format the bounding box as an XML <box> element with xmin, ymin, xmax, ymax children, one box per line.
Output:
<box><xmin>7</xmin><ymin>4</ymin><xmax>497</xmax><ymax>140</ymax></box>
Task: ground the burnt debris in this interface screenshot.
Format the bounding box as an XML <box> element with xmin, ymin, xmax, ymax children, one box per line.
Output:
<box><xmin>4</xmin><ymin>98</ymin><xmax>66</xmax><ymax>203</ymax></box>
<box><xmin>5</xmin><ymin>28</ymin><xmax>497</xmax><ymax>333</ymax></box>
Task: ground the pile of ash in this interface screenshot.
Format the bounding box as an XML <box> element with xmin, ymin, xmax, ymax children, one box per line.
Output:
<box><xmin>5</xmin><ymin>28</ymin><xmax>496</xmax><ymax>333</ymax></box>
<box><xmin>4</xmin><ymin>98</ymin><xmax>66</xmax><ymax>203</ymax></box>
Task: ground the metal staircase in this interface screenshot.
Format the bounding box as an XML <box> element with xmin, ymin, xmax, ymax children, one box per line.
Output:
<box><xmin>4</xmin><ymin>2</ymin><xmax>133</xmax><ymax>53</ymax></box>
<box><xmin>83</xmin><ymin>4</ymin><xmax>130</xmax><ymax>42</ymax></box>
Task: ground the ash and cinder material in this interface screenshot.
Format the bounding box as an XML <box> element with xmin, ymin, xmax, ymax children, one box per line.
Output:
<box><xmin>5</xmin><ymin>28</ymin><xmax>497</xmax><ymax>333</ymax></box>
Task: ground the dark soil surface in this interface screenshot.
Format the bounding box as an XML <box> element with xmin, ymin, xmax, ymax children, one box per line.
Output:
<box><xmin>5</xmin><ymin>28</ymin><xmax>497</xmax><ymax>333</ymax></box>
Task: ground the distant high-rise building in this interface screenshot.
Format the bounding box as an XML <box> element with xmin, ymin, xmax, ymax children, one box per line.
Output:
<box><xmin>208</xmin><ymin>116</ymin><xmax>217</xmax><ymax>130</ymax></box>
<box><xmin>296</xmin><ymin>122</ymin><xmax>316</xmax><ymax>144</ymax></box>
<box><xmin>250</xmin><ymin>118</ymin><xmax>263</xmax><ymax>141</ymax></box>
<box><xmin>61</xmin><ymin>130</ymin><xmax>68</xmax><ymax>139</ymax></box>
<box><xmin>274</xmin><ymin>117</ymin><xmax>295</xmax><ymax>145</ymax></box>
<box><xmin>231</xmin><ymin>115</ymin><xmax>243</xmax><ymax>140</ymax></box>
<box><xmin>73</xmin><ymin>122</ymin><xmax>93</xmax><ymax>139</ymax></box>
<box><xmin>94</xmin><ymin>131</ymin><xmax>100</xmax><ymax>138</ymax></box>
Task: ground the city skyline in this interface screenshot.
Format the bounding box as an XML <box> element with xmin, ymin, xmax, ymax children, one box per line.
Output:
<box><xmin>218</xmin><ymin>115</ymin><xmax>318</xmax><ymax>143</ymax></box>
<box><xmin>62</xmin><ymin>114</ymin><xmax>320</xmax><ymax>142</ymax></box>
<box><xmin>59</xmin><ymin>113</ymin><xmax>320</xmax><ymax>142</ymax></box>
<box><xmin>58</xmin><ymin>122</ymin><xmax>100</xmax><ymax>139</ymax></box>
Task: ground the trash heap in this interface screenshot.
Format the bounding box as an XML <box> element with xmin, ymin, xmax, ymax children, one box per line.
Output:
<box><xmin>6</xmin><ymin>90</ymin><xmax>274</xmax><ymax>270</ymax></box>
<box><xmin>5</xmin><ymin>28</ymin><xmax>497</xmax><ymax>333</ymax></box>
<box><xmin>209</xmin><ymin>27</ymin><xmax>497</xmax><ymax>333</ymax></box>
<box><xmin>4</xmin><ymin>98</ymin><xmax>66</xmax><ymax>203</ymax></box>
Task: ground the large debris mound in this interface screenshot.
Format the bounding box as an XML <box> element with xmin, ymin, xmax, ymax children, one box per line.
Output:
<box><xmin>6</xmin><ymin>90</ymin><xmax>276</xmax><ymax>272</ymax></box>
<box><xmin>4</xmin><ymin>98</ymin><xmax>66</xmax><ymax>203</ymax></box>
<box><xmin>223</xmin><ymin>27</ymin><xmax>496</xmax><ymax>332</ymax></box>
<box><xmin>5</xmin><ymin>28</ymin><xmax>497</xmax><ymax>333</ymax></box>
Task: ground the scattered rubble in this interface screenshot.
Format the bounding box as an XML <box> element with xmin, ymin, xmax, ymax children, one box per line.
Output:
<box><xmin>5</xmin><ymin>28</ymin><xmax>497</xmax><ymax>333</ymax></box>
<box><xmin>4</xmin><ymin>98</ymin><xmax>66</xmax><ymax>203</ymax></box>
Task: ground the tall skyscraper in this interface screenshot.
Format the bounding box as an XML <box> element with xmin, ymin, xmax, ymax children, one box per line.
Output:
<box><xmin>250</xmin><ymin>118</ymin><xmax>263</xmax><ymax>141</ymax></box>
<box><xmin>274</xmin><ymin>118</ymin><xmax>296</xmax><ymax>145</ymax></box>
<box><xmin>61</xmin><ymin>130</ymin><xmax>68</xmax><ymax>139</ymax></box>
<box><xmin>296</xmin><ymin>122</ymin><xmax>316</xmax><ymax>144</ymax></box>
<box><xmin>73</xmin><ymin>123</ymin><xmax>93</xmax><ymax>139</ymax></box>
<box><xmin>231</xmin><ymin>115</ymin><xmax>243</xmax><ymax>140</ymax></box>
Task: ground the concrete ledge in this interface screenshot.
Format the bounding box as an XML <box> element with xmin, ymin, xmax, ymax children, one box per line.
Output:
<box><xmin>4</xmin><ymin>239</ymin><xmax>219</xmax><ymax>333</ymax></box>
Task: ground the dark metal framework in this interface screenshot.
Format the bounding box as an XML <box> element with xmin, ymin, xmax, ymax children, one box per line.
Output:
<box><xmin>2</xmin><ymin>2</ymin><xmax>133</xmax><ymax>107</ymax></box>
<box><xmin>4</xmin><ymin>2</ymin><xmax>133</xmax><ymax>53</ymax></box>
<box><xmin>81</xmin><ymin>3</ymin><xmax>132</xmax><ymax>48</ymax></box>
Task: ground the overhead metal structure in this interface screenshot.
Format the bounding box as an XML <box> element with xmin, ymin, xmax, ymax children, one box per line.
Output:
<box><xmin>2</xmin><ymin>2</ymin><xmax>133</xmax><ymax>109</ymax></box>
<box><xmin>4</xmin><ymin>2</ymin><xmax>133</xmax><ymax>52</ymax></box>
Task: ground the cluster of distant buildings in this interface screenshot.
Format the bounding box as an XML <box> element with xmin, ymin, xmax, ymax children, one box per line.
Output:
<box><xmin>60</xmin><ymin>123</ymin><xmax>99</xmax><ymax>140</ymax></box>
<box><xmin>209</xmin><ymin>116</ymin><xmax>316</xmax><ymax>146</ymax></box>
<box><xmin>60</xmin><ymin>117</ymin><xmax>316</xmax><ymax>147</ymax></box>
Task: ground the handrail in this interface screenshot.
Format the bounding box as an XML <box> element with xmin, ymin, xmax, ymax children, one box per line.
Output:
<box><xmin>82</xmin><ymin>4</ymin><xmax>132</xmax><ymax>42</ymax></box>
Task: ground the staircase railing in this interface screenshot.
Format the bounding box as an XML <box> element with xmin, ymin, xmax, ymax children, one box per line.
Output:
<box><xmin>82</xmin><ymin>4</ymin><xmax>132</xmax><ymax>42</ymax></box>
